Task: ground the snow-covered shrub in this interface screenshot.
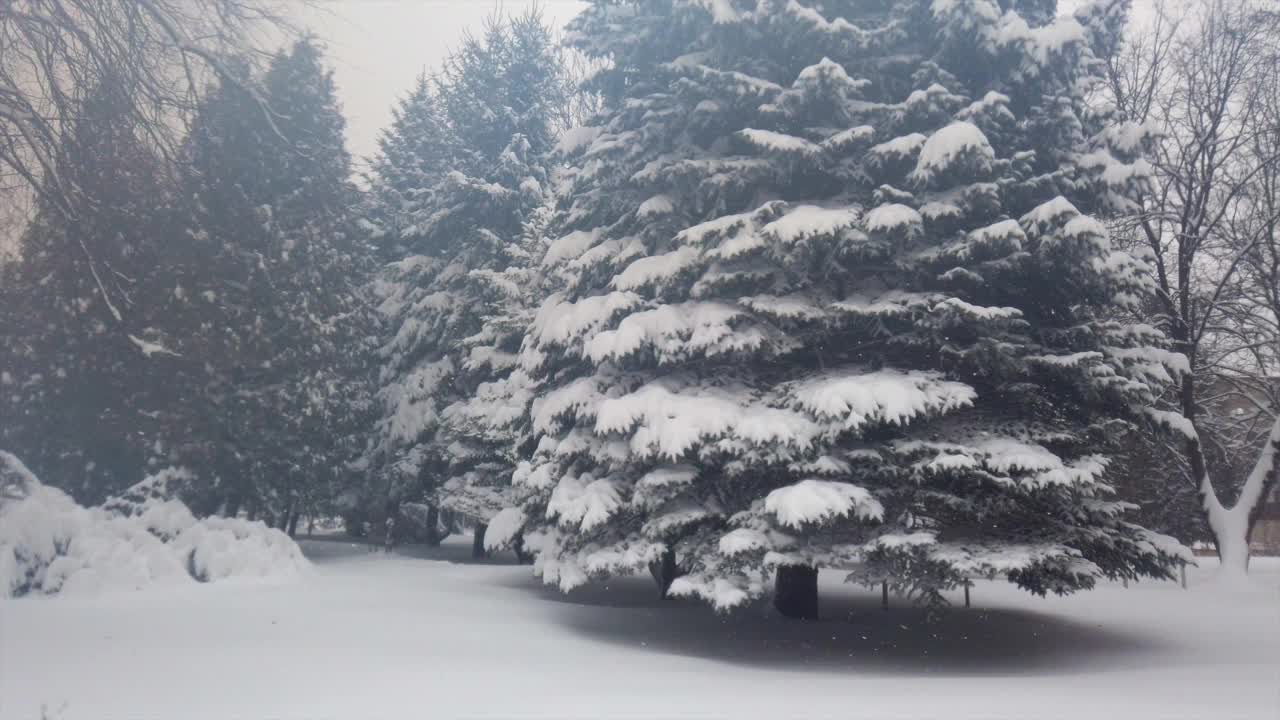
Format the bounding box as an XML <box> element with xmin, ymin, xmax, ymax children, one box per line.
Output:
<box><xmin>170</xmin><ymin>515</ymin><xmax>308</xmax><ymax>582</ymax></box>
<box><xmin>0</xmin><ymin>455</ymin><xmax>308</xmax><ymax>598</ymax></box>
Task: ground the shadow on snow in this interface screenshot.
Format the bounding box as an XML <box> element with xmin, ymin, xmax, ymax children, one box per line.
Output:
<box><xmin>300</xmin><ymin>537</ymin><xmax>1165</xmax><ymax>676</ymax></box>
<box><xmin>493</xmin><ymin>572</ymin><xmax>1167</xmax><ymax>677</ymax></box>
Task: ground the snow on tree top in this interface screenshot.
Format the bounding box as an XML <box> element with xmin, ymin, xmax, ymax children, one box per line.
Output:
<box><xmin>739</xmin><ymin>294</ymin><xmax>828</xmax><ymax>321</ymax></box>
<box><xmin>783</xmin><ymin>2</ymin><xmax>874</xmax><ymax>45</ymax></box>
<box><xmin>933</xmin><ymin>297</ymin><xmax>1023</xmax><ymax>322</ymax></box>
<box><xmin>530</xmin><ymin>291</ymin><xmax>643</xmax><ymax>348</ymax></box>
<box><xmin>832</xmin><ymin>290</ymin><xmax>940</xmax><ymax>317</ymax></box>
<box><xmin>717</xmin><ymin>527</ymin><xmax>770</xmax><ymax>556</ymax></box>
<box><xmin>762</xmin><ymin>205</ymin><xmax>858</xmax><ymax>244</ymax></box>
<box><xmin>970</xmin><ymin>436</ymin><xmax>1067</xmax><ymax>474</ymax></box>
<box><xmin>869</xmin><ymin>133</ymin><xmax>927</xmax><ymax>161</ymax></box>
<box><xmin>764</xmin><ymin>479</ymin><xmax>884</xmax><ymax>529</ymax></box>
<box><xmin>676</xmin><ymin>208</ymin><xmax>758</xmax><ymax>246</ymax></box>
<box><xmin>912</xmin><ymin>122</ymin><xmax>995</xmax><ymax>182</ymax></box>
<box><xmin>865</xmin><ymin>203</ymin><xmax>923</xmax><ymax>235</ymax></box>
<box><xmin>585</xmin><ymin>301</ymin><xmax>755</xmax><ymax>364</ymax></box>
<box><xmin>637</xmin><ymin>194</ymin><xmax>675</xmax><ymax>217</ymax></box>
<box><xmin>555</xmin><ymin>126</ymin><xmax>604</xmax><ymax>156</ymax></box>
<box><xmin>686</xmin><ymin>0</ymin><xmax>742</xmax><ymax>24</ymax></box>
<box><xmin>920</xmin><ymin>201</ymin><xmax>962</xmax><ymax>220</ymax></box>
<box><xmin>1078</xmin><ymin>150</ymin><xmax>1154</xmax><ymax>186</ymax></box>
<box><xmin>593</xmin><ymin>377</ymin><xmax>823</xmax><ymax>459</ymax></box>
<box><xmin>633</xmin><ymin>464</ymin><xmax>700</xmax><ymax>509</ymax></box>
<box><xmin>666</xmin><ymin>54</ymin><xmax>783</xmax><ymax>96</ymax></box>
<box><xmin>612</xmin><ymin>246</ymin><xmax>702</xmax><ymax>291</ymax></box>
<box><xmin>993</xmin><ymin>14</ymin><xmax>1087</xmax><ymax>69</ymax></box>
<box><xmin>930</xmin><ymin>0</ymin><xmax>1000</xmax><ymax>25</ymax></box>
<box><xmin>738</xmin><ymin>129</ymin><xmax>821</xmax><ymax>157</ymax></box>
<box><xmin>794</xmin><ymin>57</ymin><xmax>860</xmax><ymax>89</ymax></box>
<box><xmin>1019</xmin><ymin>195</ymin><xmax>1080</xmax><ymax>235</ymax></box>
<box><xmin>822</xmin><ymin>125</ymin><xmax>875</xmax><ymax>151</ymax></box>
<box><xmin>548</xmin><ymin>474</ymin><xmax>623</xmax><ymax>532</ymax></box>
<box><xmin>532</xmin><ymin>376</ymin><xmax>607</xmax><ymax>435</ymax></box>
<box><xmin>788</xmin><ymin>368</ymin><xmax>975</xmax><ymax>430</ymax></box>
<box><xmin>958</xmin><ymin>91</ymin><xmax>1013</xmax><ymax>121</ymax></box>
<box><xmin>1100</xmin><ymin>121</ymin><xmax>1156</xmax><ymax>154</ymax></box>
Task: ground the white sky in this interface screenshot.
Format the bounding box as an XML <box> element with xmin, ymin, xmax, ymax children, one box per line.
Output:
<box><xmin>293</xmin><ymin>0</ymin><xmax>588</xmax><ymax>167</ymax></box>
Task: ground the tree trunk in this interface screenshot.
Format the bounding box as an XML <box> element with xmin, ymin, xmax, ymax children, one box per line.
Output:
<box><xmin>424</xmin><ymin>504</ymin><xmax>443</xmax><ymax>546</ymax></box>
<box><xmin>512</xmin><ymin>533</ymin><xmax>532</xmax><ymax>564</ymax></box>
<box><xmin>472</xmin><ymin>523</ymin><xmax>488</xmax><ymax>559</ymax></box>
<box><xmin>774</xmin><ymin>565</ymin><xmax>819</xmax><ymax>620</ymax></box>
<box><xmin>1193</xmin><ymin>416</ymin><xmax>1280</xmax><ymax>577</ymax></box>
<box><xmin>647</xmin><ymin>548</ymin><xmax>681</xmax><ymax>598</ymax></box>
<box><xmin>287</xmin><ymin>512</ymin><xmax>301</xmax><ymax>537</ymax></box>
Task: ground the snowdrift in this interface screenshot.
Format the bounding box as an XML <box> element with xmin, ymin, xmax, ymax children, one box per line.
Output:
<box><xmin>0</xmin><ymin>452</ymin><xmax>308</xmax><ymax>598</ymax></box>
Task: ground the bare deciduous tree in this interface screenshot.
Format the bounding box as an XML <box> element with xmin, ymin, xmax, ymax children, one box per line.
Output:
<box><xmin>0</xmin><ymin>0</ymin><xmax>298</xmax><ymax>322</ymax></box>
<box><xmin>1106</xmin><ymin>0</ymin><xmax>1280</xmax><ymax>575</ymax></box>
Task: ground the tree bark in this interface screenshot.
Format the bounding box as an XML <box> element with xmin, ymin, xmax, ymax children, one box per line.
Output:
<box><xmin>472</xmin><ymin>523</ymin><xmax>488</xmax><ymax>559</ymax></box>
<box><xmin>512</xmin><ymin>533</ymin><xmax>532</xmax><ymax>564</ymax></box>
<box><xmin>424</xmin><ymin>504</ymin><xmax>443</xmax><ymax>546</ymax></box>
<box><xmin>774</xmin><ymin>565</ymin><xmax>819</xmax><ymax>620</ymax></box>
<box><xmin>1189</xmin><ymin>415</ymin><xmax>1280</xmax><ymax>576</ymax></box>
<box><xmin>287</xmin><ymin>512</ymin><xmax>300</xmax><ymax>537</ymax></box>
<box><xmin>648</xmin><ymin>548</ymin><xmax>681</xmax><ymax>598</ymax></box>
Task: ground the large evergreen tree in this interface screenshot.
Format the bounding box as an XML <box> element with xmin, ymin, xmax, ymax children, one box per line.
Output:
<box><xmin>367</xmin><ymin>10</ymin><xmax>570</xmax><ymax>548</ymax></box>
<box><xmin>158</xmin><ymin>40</ymin><xmax>374</xmax><ymax>526</ymax></box>
<box><xmin>510</xmin><ymin>0</ymin><xmax>1187</xmax><ymax>616</ymax></box>
<box><xmin>0</xmin><ymin>77</ymin><xmax>173</xmax><ymax>503</ymax></box>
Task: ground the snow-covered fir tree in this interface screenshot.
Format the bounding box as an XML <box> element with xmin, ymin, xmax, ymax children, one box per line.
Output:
<box><xmin>160</xmin><ymin>40</ymin><xmax>375</xmax><ymax>526</ymax></box>
<box><xmin>510</xmin><ymin>0</ymin><xmax>1189</xmax><ymax>616</ymax></box>
<box><xmin>0</xmin><ymin>76</ymin><xmax>172</xmax><ymax>503</ymax></box>
<box><xmin>366</xmin><ymin>10</ymin><xmax>570</xmax><ymax>549</ymax></box>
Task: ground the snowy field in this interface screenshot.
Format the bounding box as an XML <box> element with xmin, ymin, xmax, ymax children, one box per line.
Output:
<box><xmin>2</xmin><ymin>538</ymin><xmax>1277</xmax><ymax>720</ymax></box>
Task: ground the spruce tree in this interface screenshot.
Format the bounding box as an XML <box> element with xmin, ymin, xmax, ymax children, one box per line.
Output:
<box><xmin>512</xmin><ymin>0</ymin><xmax>1187</xmax><ymax>615</ymax></box>
<box><xmin>368</xmin><ymin>10</ymin><xmax>569</xmax><ymax>548</ymax></box>
<box><xmin>163</xmin><ymin>40</ymin><xmax>373</xmax><ymax>524</ymax></box>
<box><xmin>1</xmin><ymin>77</ymin><xmax>172</xmax><ymax>503</ymax></box>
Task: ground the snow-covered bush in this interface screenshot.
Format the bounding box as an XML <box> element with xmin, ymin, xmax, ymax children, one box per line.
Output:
<box><xmin>0</xmin><ymin>454</ymin><xmax>308</xmax><ymax>598</ymax></box>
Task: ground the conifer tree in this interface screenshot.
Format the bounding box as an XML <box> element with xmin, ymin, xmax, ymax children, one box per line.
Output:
<box><xmin>367</xmin><ymin>10</ymin><xmax>570</xmax><ymax>549</ymax></box>
<box><xmin>0</xmin><ymin>77</ymin><xmax>173</xmax><ymax>503</ymax></box>
<box><xmin>512</xmin><ymin>0</ymin><xmax>1187</xmax><ymax>616</ymax></box>
<box><xmin>161</xmin><ymin>40</ymin><xmax>374</xmax><ymax>525</ymax></box>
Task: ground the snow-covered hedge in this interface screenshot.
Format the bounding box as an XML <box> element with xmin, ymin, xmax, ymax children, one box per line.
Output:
<box><xmin>0</xmin><ymin>452</ymin><xmax>308</xmax><ymax>598</ymax></box>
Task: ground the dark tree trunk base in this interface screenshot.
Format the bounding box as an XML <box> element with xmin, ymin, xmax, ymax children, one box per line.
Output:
<box><xmin>424</xmin><ymin>505</ymin><xmax>443</xmax><ymax>546</ymax></box>
<box><xmin>512</xmin><ymin>533</ymin><xmax>532</xmax><ymax>564</ymax></box>
<box><xmin>472</xmin><ymin>523</ymin><xmax>488</xmax><ymax>559</ymax></box>
<box><xmin>648</xmin><ymin>548</ymin><xmax>683</xmax><ymax>598</ymax></box>
<box><xmin>774</xmin><ymin>565</ymin><xmax>819</xmax><ymax>620</ymax></box>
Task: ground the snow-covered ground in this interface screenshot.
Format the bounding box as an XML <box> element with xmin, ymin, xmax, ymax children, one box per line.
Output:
<box><xmin>2</xmin><ymin>537</ymin><xmax>1276</xmax><ymax>720</ymax></box>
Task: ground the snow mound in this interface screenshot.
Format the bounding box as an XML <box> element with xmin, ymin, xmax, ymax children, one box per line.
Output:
<box><xmin>0</xmin><ymin>457</ymin><xmax>308</xmax><ymax>598</ymax></box>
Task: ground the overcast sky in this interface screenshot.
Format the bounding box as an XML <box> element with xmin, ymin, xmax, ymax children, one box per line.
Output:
<box><xmin>293</xmin><ymin>0</ymin><xmax>588</xmax><ymax>167</ymax></box>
